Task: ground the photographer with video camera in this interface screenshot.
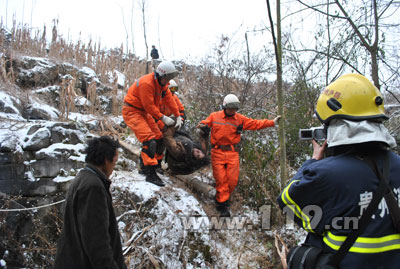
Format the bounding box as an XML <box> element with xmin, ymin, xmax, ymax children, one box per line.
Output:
<box><xmin>278</xmin><ymin>74</ymin><xmax>400</xmax><ymax>268</ymax></box>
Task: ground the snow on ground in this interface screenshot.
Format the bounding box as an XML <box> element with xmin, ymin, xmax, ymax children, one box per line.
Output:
<box><xmin>74</xmin><ymin>96</ymin><xmax>91</xmax><ymax>107</ymax></box>
<box><xmin>53</xmin><ymin>174</ymin><xmax>75</xmax><ymax>183</ymax></box>
<box><xmin>36</xmin><ymin>142</ymin><xmax>85</xmax><ymax>161</ymax></box>
<box><xmin>111</xmin><ymin>169</ymin><xmax>288</xmax><ymax>268</ymax></box>
<box><xmin>0</xmin><ymin>121</ymin><xmax>26</xmax><ymax>152</ymax></box>
<box><xmin>0</xmin><ymin>91</ymin><xmax>25</xmax><ymax>121</ymax></box>
<box><xmin>68</xmin><ymin>112</ymin><xmax>99</xmax><ymax>126</ymax></box>
<box><xmin>0</xmin><ymin>77</ymin><xmax>299</xmax><ymax>268</ymax></box>
<box><xmin>111</xmin><ymin>170</ymin><xmax>212</xmax><ymax>268</ymax></box>
<box><xmin>112</xmin><ymin>170</ymin><xmax>162</xmax><ymax>203</ymax></box>
<box><xmin>30</xmin><ymin>101</ymin><xmax>60</xmax><ymax>119</ymax></box>
<box><xmin>108</xmin><ymin>70</ymin><xmax>126</xmax><ymax>88</ymax></box>
<box><xmin>80</xmin><ymin>66</ymin><xmax>100</xmax><ymax>84</ymax></box>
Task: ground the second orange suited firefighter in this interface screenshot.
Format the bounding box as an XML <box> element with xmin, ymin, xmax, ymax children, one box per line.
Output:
<box><xmin>159</xmin><ymin>79</ymin><xmax>185</xmax><ymax>129</ymax></box>
<box><xmin>198</xmin><ymin>94</ymin><xmax>281</xmax><ymax>217</ymax></box>
<box><xmin>122</xmin><ymin>61</ymin><xmax>183</xmax><ymax>187</ymax></box>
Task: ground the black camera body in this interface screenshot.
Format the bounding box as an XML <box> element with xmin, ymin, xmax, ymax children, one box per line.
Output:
<box><xmin>299</xmin><ymin>127</ymin><xmax>326</xmax><ymax>141</ymax></box>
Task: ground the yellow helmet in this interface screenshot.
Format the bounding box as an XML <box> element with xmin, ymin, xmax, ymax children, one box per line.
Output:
<box><xmin>315</xmin><ymin>73</ymin><xmax>388</xmax><ymax>123</ymax></box>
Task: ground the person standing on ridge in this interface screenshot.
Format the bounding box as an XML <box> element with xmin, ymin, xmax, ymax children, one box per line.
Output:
<box><xmin>198</xmin><ymin>94</ymin><xmax>281</xmax><ymax>217</ymax></box>
<box><xmin>150</xmin><ymin>45</ymin><xmax>159</xmax><ymax>60</ymax></box>
<box><xmin>122</xmin><ymin>60</ymin><xmax>182</xmax><ymax>187</ymax></box>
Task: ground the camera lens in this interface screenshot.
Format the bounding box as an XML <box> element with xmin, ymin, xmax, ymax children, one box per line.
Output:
<box><xmin>314</xmin><ymin>129</ymin><xmax>326</xmax><ymax>140</ymax></box>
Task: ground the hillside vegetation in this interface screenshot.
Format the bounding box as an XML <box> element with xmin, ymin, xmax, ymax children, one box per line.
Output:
<box><xmin>0</xmin><ymin>20</ymin><xmax>399</xmax><ymax>268</ymax></box>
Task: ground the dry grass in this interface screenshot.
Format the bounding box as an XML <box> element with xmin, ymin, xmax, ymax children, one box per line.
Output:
<box><xmin>0</xmin><ymin>196</ymin><xmax>64</xmax><ymax>268</ymax></box>
<box><xmin>0</xmin><ymin>19</ymin><xmax>148</xmax><ymax>120</ymax></box>
<box><xmin>59</xmin><ymin>75</ymin><xmax>77</xmax><ymax>119</ymax></box>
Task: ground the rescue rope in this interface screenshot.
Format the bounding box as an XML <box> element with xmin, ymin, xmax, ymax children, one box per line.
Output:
<box><xmin>0</xmin><ymin>199</ymin><xmax>65</xmax><ymax>212</ymax></box>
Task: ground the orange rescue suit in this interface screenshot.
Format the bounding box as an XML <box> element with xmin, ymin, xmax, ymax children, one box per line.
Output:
<box><xmin>122</xmin><ymin>73</ymin><xmax>179</xmax><ymax>166</ymax></box>
<box><xmin>160</xmin><ymin>93</ymin><xmax>184</xmax><ymax>117</ymax></box>
<box><xmin>158</xmin><ymin>91</ymin><xmax>185</xmax><ymax>130</ymax></box>
<box><xmin>200</xmin><ymin>110</ymin><xmax>275</xmax><ymax>203</ymax></box>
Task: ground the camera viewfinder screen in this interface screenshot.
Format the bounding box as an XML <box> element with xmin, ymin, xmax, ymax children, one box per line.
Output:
<box><xmin>300</xmin><ymin>130</ymin><xmax>313</xmax><ymax>139</ymax></box>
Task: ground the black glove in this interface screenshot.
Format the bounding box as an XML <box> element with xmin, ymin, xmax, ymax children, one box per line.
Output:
<box><xmin>236</xmin><ymin>124</ymin><xmax>243</xmax><ymax>134</ymax></box>
<box><xmin>199</xmin><ymin>125</ymin><xmax>210</xmax><ymax>137</ymax></box>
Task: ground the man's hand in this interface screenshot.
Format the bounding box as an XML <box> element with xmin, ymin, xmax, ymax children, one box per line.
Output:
<box><xmin>312</xmin><ymin>140</ymin><xmax>327</xmax><ymax>160</ymax></box>
<box><xmin>273</xmin><ymin>115</ymin><xmax>282</xmax><ymax>126</ymax></box>
<box><xmin>163</xmin><ymin>126</ymin><xmax>175</xmax><ymax>137</ymax></box>
<box><xmin>175</xmin><ymin>117</ymin><xmax>183</xmax><ymax>129</ymax></box>
<box><xmin>161</xmin><ymin>115</ymin><xmax>175</xmax><ymax>126</ymax></box>
<box><xmin>197</xmin><ymin>123</ymin><xmax>210</xmax><ymax>136</ymax></box>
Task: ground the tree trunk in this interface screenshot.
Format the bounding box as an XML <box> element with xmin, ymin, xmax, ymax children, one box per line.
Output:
<box><xmin>276</xmin><ymin>0</ymin><xmax>287</xmax><ymax>185</ymax></box>
<box><xmin>266</xmin><ymin>0</ymin><xmax>287</xmax><ymax>186</ymax></box>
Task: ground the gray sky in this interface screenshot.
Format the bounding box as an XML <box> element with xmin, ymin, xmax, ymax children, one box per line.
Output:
<box><xmin>0</xmin><ymin>0</ymin><xmax>274</xmax><ymax>62</ymax></box>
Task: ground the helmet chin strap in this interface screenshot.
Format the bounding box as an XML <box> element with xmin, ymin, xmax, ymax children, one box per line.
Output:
<box><xmin>224</xmin><ymin>109</ymin><xmax>236</xmax><ymax>117</ymax></box>
<box><xmin>156</xmin><ymin>75</ymin><xmax>166</xmax><ymax>86</ymax></box>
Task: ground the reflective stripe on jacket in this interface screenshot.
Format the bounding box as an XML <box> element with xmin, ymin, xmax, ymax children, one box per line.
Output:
<box><xmin>123</xmin><ymin>73</ymin><xmax>179</xmax><ymax>120</ymax></box>
<box><xmin>277</xmin><ymin>152</ymin><xmax>400</xmax><ymax>268</ymax></box>
<box><xmin>199</xmin><ymin>110</ymin><xmax>275</xmax><ymax>146</ymax></box>
<box><xmin>323</xmin><ymin>231</ymin><xmax>400</xmax><ymax>253</ymax></box>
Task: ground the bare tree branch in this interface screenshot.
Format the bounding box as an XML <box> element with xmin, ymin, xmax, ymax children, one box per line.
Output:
<box><xmin>296</xmin><ymin>0</ymin><xmax>346</xmax><ymax>19</ymax></box>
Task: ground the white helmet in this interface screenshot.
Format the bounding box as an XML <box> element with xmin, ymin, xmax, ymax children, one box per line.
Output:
<box><xmin>168</xmin><ymin>79</ymin><xmax>178</xmax><ymax>89</ymax></box>
<box><xmin>223</xmin><ymin>94</ymin><xmax>240</xmax><ymax>109</ymax></box>
<box><xmin>155</xmin><ymin>61</ymin><xmax>178</xmax><ymax>80</ymax></box>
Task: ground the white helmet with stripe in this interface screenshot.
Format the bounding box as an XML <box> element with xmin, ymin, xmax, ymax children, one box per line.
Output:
<box><xmin>155</xmin><ymin>61</ymin><xmax>178</xmax><ymax>81</ymax></box>
<box><xmin>222</xmin><ymin>94</ymin><xmax>240</xmax><ymax>109</ymax></box>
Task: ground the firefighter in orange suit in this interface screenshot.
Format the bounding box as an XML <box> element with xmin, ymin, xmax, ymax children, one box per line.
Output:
<box><xmin>159</xmin><ymin>79</ymin><xmax>185</xmax><ymax>129</ymax></box>
<box><xmin>122</xmin><ymin>61</ymin><xmax>183</xmax><ymax>187</ymax></box>
<box><xmin>198</xmin><ymin>94</ymin><xmax>281</xmax><ymax>216</ymax></box>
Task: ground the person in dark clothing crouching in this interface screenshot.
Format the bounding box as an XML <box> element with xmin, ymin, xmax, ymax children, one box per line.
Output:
<box><xmin>54</xmin><ymin>136</ymin><xmax>126</xmax><ymax>269</ymax></box>
<box><xmin>163</xmin><ymin>126</ymin><xmax>209</xmax><ymax>175</ymax></box>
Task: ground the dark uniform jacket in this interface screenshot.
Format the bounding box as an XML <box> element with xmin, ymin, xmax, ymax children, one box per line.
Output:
<box><xmin>164</xmin><ymin>129</ymin><xmax>207</xmax><ymax>175</ymax></box>
<box><xmin>54</xmin><ymin>164</ymin><xmax>126</xmax><ymax>269</ymax></box>
<box><xmin>150</xmin><ymin>48</ymin><xmax>159</xmax><ymax>59</ymax></box>
<box><xmin>278</xmin><ymin>150</ymin><xmax>400</xmax><ymax>268</ymax></box>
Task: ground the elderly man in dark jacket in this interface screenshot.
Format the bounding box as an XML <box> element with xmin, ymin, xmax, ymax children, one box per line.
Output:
<box><xmin>55</xmin><ymin>136</ymin><xmax>126</xmax><ymax>269</ymax></box>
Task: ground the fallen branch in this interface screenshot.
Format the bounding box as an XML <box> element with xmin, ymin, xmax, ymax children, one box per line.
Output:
<box><xmin>119</xmin><ymin>140</ymin><xmax>141</xmax><ymax>157</ymax></box>
<box><xmin>174</xmin><ymin>175</ymin><xmax>216</xmax><ymax>199</ymax></box>
<box><xmin>138</xmin><ymin>246</ymin><xmax>162</xmax><ymax>269</ymax></box>
<box><xmin>123</xmin><ymin>223</ymin><xmax>155</xmax><ymax>256</ymax></box>
<box><xmin>274</xmin><ymin>233</ymin><xmax>288</xmax><ymax>269</ymax></box>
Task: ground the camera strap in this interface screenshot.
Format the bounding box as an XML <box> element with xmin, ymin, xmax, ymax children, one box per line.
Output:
<box><xmin>330</xmin><ymin>150</ymin><xmax>394</xmax><ymax>265</ymax></box>
<box><xmin>364</xmin><ymin>151</ymin><xmax>400</xmax><ymax>231</ymax></box>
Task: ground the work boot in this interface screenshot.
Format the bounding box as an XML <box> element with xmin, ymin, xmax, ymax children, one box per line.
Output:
<box><xmin>216</xmin><ymin>200</ymin><xmax>231</xmax><ymax>217</ymax></box>
<box><xmin>155</xmin><ymin>159</ymin><xmax>164</xmax><ymax>175</ymax></box>
<box><xmin>145</xmin><ymin>165</ymin><xmax>165</xmax><ymax>187</ymax></box>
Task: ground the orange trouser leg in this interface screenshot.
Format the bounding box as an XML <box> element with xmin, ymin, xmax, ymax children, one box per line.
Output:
<box><xmin>211</xmin><ymin>149</ymin><xmax>240</xmax><ymax>203</ymax></box>
<box><xmin>155</xmin><ymin>153</ymin><xmax>164</xmax><ymax>161</ymax></box>
<box><xmin>122</xmin><ymin>106</ymin><xmax>163</xmax><ymax>166</ymax></box>
<box><xmin>226</xmin><ymin>151</ymin><xmax>240</xmax><ymax>193</ymax></box>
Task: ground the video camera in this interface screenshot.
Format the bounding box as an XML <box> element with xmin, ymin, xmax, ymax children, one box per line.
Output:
<box><xmin>299</xmin><ymin>126</ymin><xmax>326</xmax><ymax>141</ymax></box>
